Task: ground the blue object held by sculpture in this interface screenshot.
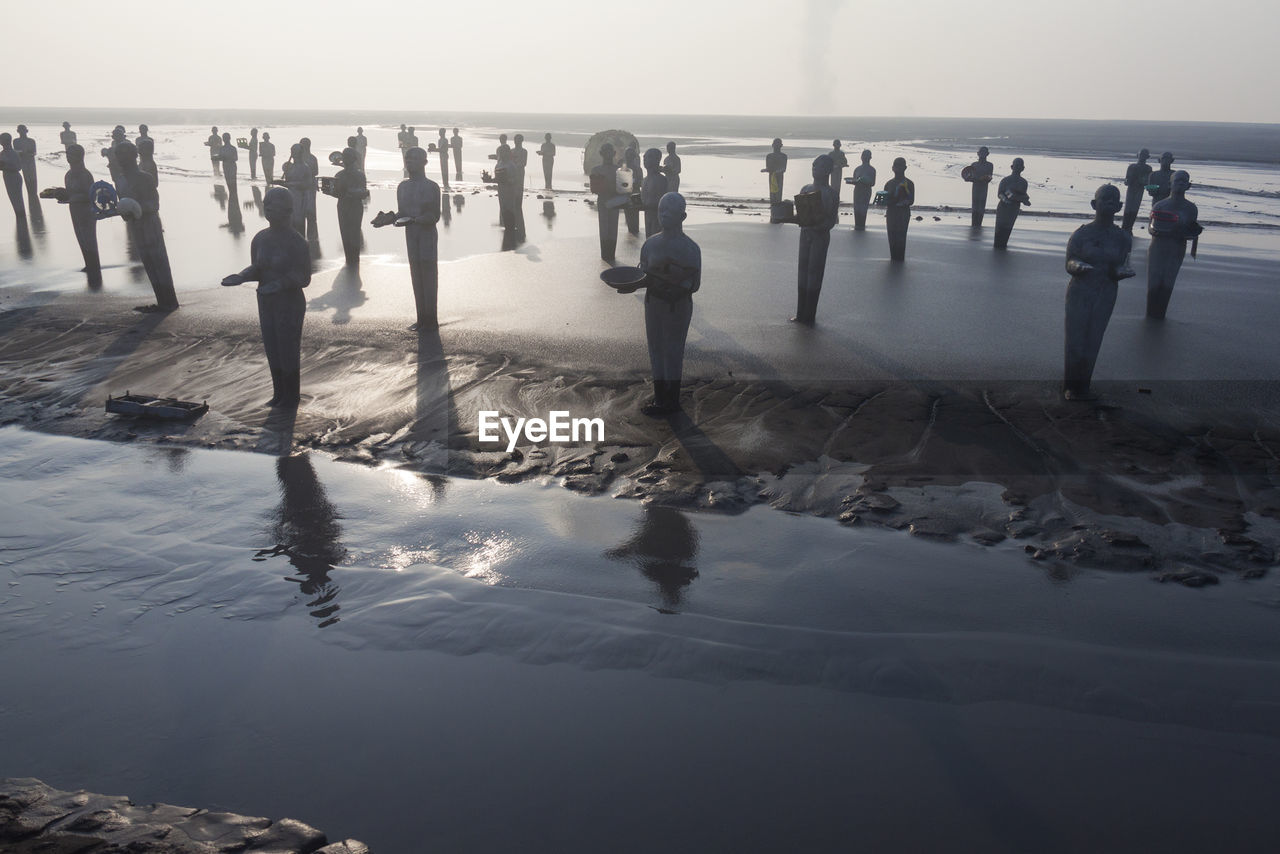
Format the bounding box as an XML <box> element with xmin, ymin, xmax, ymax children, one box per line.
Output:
<box><xmin>89</xmin><ymin>180</ymin><xmax>119</xmax><ymax>219</ymax></box>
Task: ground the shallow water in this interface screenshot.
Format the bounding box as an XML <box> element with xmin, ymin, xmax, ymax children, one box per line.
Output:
<box><xmin>2</xmin><ymin>428</ymin><xmax>1280</xmax><ymax>851</ymax></box>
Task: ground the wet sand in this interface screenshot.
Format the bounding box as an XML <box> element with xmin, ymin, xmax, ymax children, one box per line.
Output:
<box><xmin>3</xmin><ymin>182</ymin><xmax>1279</xmax><ymax>579</ymax></box>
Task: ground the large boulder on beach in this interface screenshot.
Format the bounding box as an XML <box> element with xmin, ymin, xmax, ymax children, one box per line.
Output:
<box><xmin>582</xmin><ymin>129</ymin><xmax>638</xmax><ymax>174</ymax></box>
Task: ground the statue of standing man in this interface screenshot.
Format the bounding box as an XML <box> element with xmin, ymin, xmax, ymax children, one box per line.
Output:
<box><xmin>963</xmin><ymin>146</ymin><xmax>994</xmax><ymax>228</ymax></box>
<box><xmin>1121</xmin><ymin>148</ymin><xmax>1151</xmax><ymax>233</ymax></box>
<box><xmin>764</xmin><ymin>138</ymin><xmax>787</xmax><ymax>203</ymax></box>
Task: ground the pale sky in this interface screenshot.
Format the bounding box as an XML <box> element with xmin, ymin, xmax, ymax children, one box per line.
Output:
<box><xmin>8</xmin><ymin>0</ymin><xmax>1277</xmax><ymax>123</ymax></box>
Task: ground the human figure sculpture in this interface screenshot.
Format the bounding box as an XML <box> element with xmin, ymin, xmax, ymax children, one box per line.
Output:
<box><xmin>260</xmin><ymin>132</ymin><xmax>276</xmax><ymax>185</ymax></box>
<box><xmin>207</xmin><ymin>126</ymin><xmax>222</xmax><ymax>175</ymax></box>
<box><xmin>491</xmin><ymin>146</ymin><xmax>516</xmax><ymax>230</ymax></box>
<box><xmin>641</xmin><ymin>148</ymin><xmax>669</xmax><ymax>238</ymax></box>
<box><xmin>511</xmin><ymin>134</ymin><xmax>527</xmax><ymax>235</ymax></box>
<box><xmin>964</xmin><ymin>146</ymin><xmax>994</xmax><ymax>227</ymax></box>
<box><xmin>623</xmin><ymin>145</ymin><xmax>642</xmax><ymax>236</ymax></box>
<box><xmin>101</xmin><ymin>126</ymin><xmax>126</xmax><ymax>187</ymax></box>
<box><xmin>248</xmin><ymin>128</ymin><xmax>259</xmax><ymax>180</ymax></box>
<box><xmin>1063</xmin><ymin>184</ymin><xmax>1134</xmax><ymax>400</ymax></box>
<box><xmin>1146</xmin><ymin>170</ymin><xmax>1203</xmax><ymax>320</ymax></box>
<box><xmin>137</xmin><ymin>137</ymin><xmax>158</xmax><ymax>180</ymax></box>
<box><xmin>590</xmin><ymin>142</ymin><xmax>622</xmax><ymax>261</ymax></box>
<box><xmin>403</xmin><ymin>127</ymin><xmax>419</xmax><ymax>177</ymax></box>
<box><xmin>538</xmin><ymin>133</ymin><xmax>555</xmax><ymax>190</ymax></box>
<box><xmin>220</xmin><ymin>186</ymin><xmax>311</xmax><ymax>407</ymax></box>
<box><xmin>116</xmin><ymin>141</ymin><xmax>178</xmax><ymax>311</ymax></box>
<box><xmin>663</xmin><ymin>141</ymin><xmax>681</xmax><ymax>193</ymax></box>
<box><xmin>55</xmin><ymin>144</ymin><xmax>101</xmax><ymax>285</ymax></box>
<box><xmin>849</xmin><ymin>149</ymin><xmax>876</xmax><ymax>230</ymax></box>
<box><xmin>0</xmin><ymin>133</ymin><xmax>25</xmax><ymax>219</ymax></box>
<box><xmin>299</xmin><ymin>138</ymin><xmax>319</xmax><ymax>236</ymax></box>
<box><xmin>387</xmin><ymin>146</ymin><xmax>441</xmax><ymax>331</ymax></box>
<box><xmin>219</xmin><ymin>133</ymin><xmax>238</xmax><ymax>197</ymax></box>
<box><xmin>993</xmin><ymin>158</ymin><xmax>1030</xmax><ymax>250</ymax></box>
<box><xmin>883</xmin><ymin>157</ymin><xmax>915</xmax><ymax>262</ymax></box>
<box><xmin>1147</xmin><ymin>151</ymin><xmax>1175</xmax><ymax>205</ymax></box>
<box><xmin>60</xmin><ymin>122</ymin><xmax>76</xmax><ymax>152</ymax></box>
<box><xmin>616</xmin><ymin>192</ymin><xmax>701</xmax><ymax>416</ymax></box>
<box><xmin>790</xmin><ymin>154</ymin><xmax>839</xmax><ymax>325</ymax></box>
<box><xmin>1121</xmin><ymin>148</ymin><xmax>1152</xmax><ymax>233</ymax></box>
<box><xmin>354</xmin><ymin>127</ymin><xmax>367</xmax><ymax>171</ymax></box>
<box><xmin>14</xmin><ymin>126</ymin><xmax>38</xmax><ymax>198</ymax></box>
<box><xmin>397</xmin><ymin>124</ymin><xmax>409</xmax><ymax>150</ymax></box>
<box><xmin>829</xmin><ymin>139</ymin><xmax>848</xmax><ymax>204</ymax></box>
<box><xmin>281</xmin><ymin>144</ymin><xmax>313</xmax><ymax>236</ymax></box>
<box><xmin>436</xmin><ymin>128</ymin><xmax>450</xmax><ymax>190</ymax></box>
<box><xmin>450</xmin><ymin>128</ymin><xmax>462</xmax><ymax>180</ymax></box>
<box><xmin>764</xmin><ymin>138</ymin><xmax>787</xmax><ymax>202</ymax></box>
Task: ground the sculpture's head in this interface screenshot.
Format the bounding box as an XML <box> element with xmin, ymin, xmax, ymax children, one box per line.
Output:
<box><xmin>861</xmin><ymin>149</ymin><xmax>872</xmax><ymax>163</ymax></box>
<box><xmin>263</xmin><ymin>132</ymin><xmax>270</xmax><ymax>141</ymax></box>
<box><xmin>812</xmin><ymin>153</ymin><xmax>833</xmax><ymax>181</ymax></box>
<box><xmin>499</xmin><ymin>133</ymin><xmax>507</xmax><ymax>144</ymax></box>
<box><xmin>116</xmin><ymin>141</ymin><xmax>138</xmax><ymax>169</ymax></box>
<box><xmin>211</xmin><ymin>126</ymin><xmax>218</xmax><ymax>134</ymax></box>
<box><xmin>515</xmin><ymin>133</ymin><xmax>524</xmax><ymax>145</ymax></box>
<box><xmin>112</xmin><ymin>126</ymin><xmax>126</xmax><ymax>141</ymax></box>
<box><xmin>139</xmin><ymin>124</ymin><xmax>148</xmax><ymax>134</ymax></box>
<box><xmin>301</xmin><ymin>137</ymin><xmax>312</xmax><ymax>153</ymax></box>
<box><xmin>547</xmin><ymin>133</ymin><xmax>554</xmax><ymax>142</ymax></box>
<box><xmin>1091</xmin><ymin>183</ymin><xmax>1122</xmax><ymax>216</ymax></box>
<box><xmin>66</xmin><ymin>144</ymin><xmax>85</xmax><ymax>167</ymax></box>
<box><xmin>222</xmin><ymin>133</ymin><xmax>231</xmax><ymax>145</ymax></box>
<box><xmin>666</xmin><ymin>140</ymin><xmax>675</xmax><ymax>153</ymax></box>
<box><xmin>644</xmin><ymin>148</ymin><xmax>662</xmax><ymax>170</ymax></box>
<box><xmin>62</xmin><ymin>121</ymin><xmax>71</xmax><ymax>130</ymax></box>
<box><xmin>772</xmin><ymin>138</ymin><xmax>783</xmax><ymax>152</ymax></box>
<box><xmin>1138</xmin><ymin>148</ymin><xmax>1150</xmax><ymax>161</ymax></box>
<box><xmin>832</xmin><ymin>139</ymin><xmax>842</xmax><ymax>149</ymax></box>
<box><xmin>978</xmin><ymin>146</ymin><xmax>989</xmax><ymax>158</ymax></box>
<box><xmin>658</xmin><ymin>191</ymin><xmax>686</xmax><ymax>230</ymax></box>
<box><xmin>264</xmin><ymin>186</ymin><xmax>294</xmax><ymax>227</ymax></box>
<box><xmin>404</xmin><ymin>146</ymin><xmax>428</xmax><ymax>175</ymax></box>
<box><xmin>0</xmin><ymin>133</ymin><xmax>10</xmax><ymax>149</ymax></box>
<box><xmin>1171</xmin><ymin>170</ymin><xmax>1191</xmax><ymax>193</ymax></box>
<box><xmin>341</xmin><ymin>147</ymin><xmax>358</xmax><ymax>168</ymax></box>
<box><xmin>290</xmin><ymin>143</ymin><xmax>303</xmax><ymax>161</ymax></box>
<box><xmin>892</xmin><ymin>157</ymin><xmax>907</xmax><ymax>175</ymax></box>
<box><xmin>1011</xmin><ymin>157</ymin><xmax>1024</xmax><ymax>174</ymax></box>
<box><xmin>1160</xmin><ymin>151</ymin><xmax>1174</xmax><ymax>167</ymax></box>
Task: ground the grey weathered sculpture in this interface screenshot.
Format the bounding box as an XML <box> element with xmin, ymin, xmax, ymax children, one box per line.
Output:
<box><xmin>116</xmin><ymin>141</ymin><xmax>178</xmax><ymax>312</ymax></box>
<box><xmin>206</xmin><ymin>126</ymin><xmax>222</xmax><ymax>174</ymax></box>
<box><xmin>764</xmin><ymin>138</ymin><xmax>787</xmax><ymax>202</ymax></box>
<box><xmin>589</xmin><ymin>142</ymin><xmax>622</xmax><ymax>261</ymax></box>
<box><xmin>451</xmin><ymin>128</ymin><xmax>463</xmax><ymax>180</ymax></box>
<box><xmin>1146</xmin><ymin>170</ymin><xmax>1202</xmax><ymax>320</ymax></box>
<box><xmin>492</xmin><ymin>145</ymin><xmax>519</xmax><ymax>233</ymax></box>
<box><xmin>623</xmin><ymin>145</ymin><xmax>642</xmax><ymax>236</ymax></box>
<box><xmin>963</xmin><ymin>146</ymin><xmax>994</xmax><ymax>227</ymax></box>
<box><xmin>0</xmin><ymin>133</ymin><xmax>25</xmax><ymax>218</ymax></box>
<box><xmin>538</xmin><ymin>133</ymin><xmax>555</xmax><ymax>190</ymax></box>
<box><xmin>354</xmin><ymin>127</ymin><xmax>367</xmax><ymax>170</ymax></box>
<box><xmin>662</xmin><ymin>141</ymin><xmax>681</xmax><ymax>193</ymax></box>
<box><xmin>641</xmin><ymin>148</ymin><xmax>669</xmax><ymax>238</ymax></box>
<box><xmin>220</xmin><ymin>186</ymin><xmax>312</xmax><ymax>407</ymax></box>
<box><xmin>137</xmin><ymin>137</ymin><xmax>158</xmax><ymax>180</ymax></box>
<box><xmin>219</xmin><ymin>132</ymin><xmax>238</xmax><ymax>191</ymax></box>
<box><xmin>247</xmin><ymin>128</ymin><xmax>259</xmax><ymax>180</ymax></box>
<box><xmin>829</xmin><ymin>139</ymin><xmax>848</xmax><ymax>204</ymax></box>
<box><xmin>60</xmin><ymin>122</ymin><xmax>76</xmax><ymax>152</ymax></box>
<box><xmin>616</xmin><ymin>192</ymin><xmax>702</xmax><ymax>416</ymax></box>
<box><xmin>436</xmin><ymin>128</ymin><xmax>450</xmax><ymax>190</ymax></box>
<box><xmin>136</xmin><ymin>124</ymin><xmax>150</xmax><ymax>147</ymax></box>
<box><xmin>101</xmin><ymin>126</ymin><xmax>126</xmax><ymax>186</ymax></box>
<box><xmin>259</xmin><ymin>132</ymin><xmax>275</xmax><ymax>185</ymax></box>
<box><xmin>1121</xmin><ymin>148</ymin><xmax>1151</xmax><ymax>233</ymax></box>
<box><xmin>387</xmin><ymin>146</ymin><xmax>441</xmax><ymax>331</ymax></box>
<box><xmin>1063</xmin><ymin>184</ymin><xmax>1134</xmax><ymax>400</ymax></box>
<box><xmin>328</xmin><ymin>147</ymin><xmax>369</xmax><ymax>267</ymax></box>
<box><xmin>56</xmin><ymin>144</ymin><xmax>101</xmax><ymax>285</ymax></box>
<box><xmin>790</xmin><ymin>154</ymin><xmax>839</xmax><ymax>325</ymax></box>
<box><xmin>403</xmin><ymin>127</ymin><xmax>419</xmax><ymax>178</ymax></box>
<box><xmin>993</xmin><ymin>158</ymin><xmax>1030</xmax><ymax>250</ymax></box>
<box><xmin>511</xmin><ymin>134</ymin><xmax>527</xmax><ymax>235</ymax></box>
<box><xmin>299</xmin><ymin>138</ymin><xmax>319</xmax><ymax>237</ymax></box>
<box><xmin>883</xmin><ymin>157</ymin><xmax>915</xmax><ymax>262</ymax></box>
<box><xmin>14</xmin><ymin>126</ymin><xmax>38</xmax><ymax>198</ymax></box>
<box><xmin>281</xmin><ymin>144</ymin><xmax>312</xmax><ymax>236</ymax></box>
<box><xmin>849</xmin><ymin>149</ymin><xmax>876</xmax><ymax>230</ymax></box>
<box><xmin>1147</xmin><ymin>151</ymin><xmax>1175</xmax><ymax>205</ymax></box>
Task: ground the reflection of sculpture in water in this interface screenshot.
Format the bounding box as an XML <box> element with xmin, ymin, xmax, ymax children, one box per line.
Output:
<box><xmin>327</xmin><ymin>147</ymin><xmax>369</xmax><ymax>267</ymax></box>
<box><xmin>637</xmin><ymin>192</ymin><xmax>700</xmax><ymax>415</ymax></box>
<box><xmin>828</xmin><ymin>139</ymin><xmax>848</xmax><ymax>204</ymax></box>
<box><xmin>436</xmin><ymin>128</ymin><xmax>450</xmax><ymax>190</ymax></box>
<box><xmin>963</xmin><ymin>146</ymin><xmax>994</xmax><ymax>227</ymax></box>
<box><xmin>537</xmin><ymin>133</ymin><xmax>555</xmax><ymax>190</ymax></box>
<box><xmin>883</xmin><ymin>157</ymin><xmax>915</xmax><ymax>262</ymax></box>
<box><xmin>221</xmin><ymin>187</ymin><xmax>312</xmax><ymax>407</ymax></box>
<box><xmin>137</xmin><ymin>137</ymin><xmax>158</xmax><ymax>179</ymax></box>
<box><xmin>259</xmin><ymin>132</ymin><xmax>276</xmax><ymax>185</ymax></box>
<box><xmin>281</xmin><ymin>143</ymin><xmax>312</xmax><ymax>236</ymax></box>
<box><xmin>763</xmin><ymin>138</ymin><xmax>787</xmax><ymax>202</ymax></box>
<box><xmin>0</xmin><ymin>133</ymin><xmax>25</xmax><ymax>218</ymax></box>
<box><xmin>1147</xmin><ymin>151</ymin><xmax>1174</xmax><ymax>205</ymax></box>
<box><xmin>605</xmin><ymin>505</ymin><xmax>699</xmax><ymax>608</ymax></box>
<box><xmin>640</xmin><ymin>148</ymin><xmax>669</xmax><ymax>238</ymax></box>
<box><xmin>1063</xmin><ymin>184</ymin><xmax>1134</xmax><ymax>400</ymax></box>
<box><xmin>60</xmin><ymin>122</ymin><xmax>77</xmax><ymax>152</ymax></box>
<box><xmin>662</xmin><ymin>141</ymin><xmax>681</xmax><ymax>193</ymax></box>
<box><xmin>117</xmin><ymin>141</ymin><xmax>179</xmax><ymax>312</ymax></box>
<box><xmin>849</xmin><ymin>149</ymin><xmax>876</xmax><ymax>230</ymax></box>
<box><xmin>206</xmin><ymin>126</ymin><xmax>222</xmax><ymax>174</ymax></box>
<box><xmin>14</xmin><ymin>125</ymin><xmax>38</xmax><ymax>198</ymax></box>
<box><xmin>1121</xmin><ymin>148</ymin><xmax>1151</xmax><ymax>233</ymax></box>
<box><xmin>56</xmin><ymin>144</ymin><xmax>102</xmax><ymax>285</ymax></box>
<box><xmin>451</xmin><ymin>128</ymin><xmax>463</xmax><ymax>181</ymax></box>
<box><xmin>1146</xmin><ymin>170</ymin><xmax>1203</xmax><ymax>320</ymax></box>
<box><xmin>267</xmin><ymin>454</ymin><xmax>346</xmax><ymax>628</ymax></box>
<box><xmin>589</xmin><ymin>142</ymin><xmax>622</xmax><ymax>261</ymax></box>
<box><xmin>623</xmin><ymin>146</ymin><xmax>642</xmax><ymax>236</ymax></box>
<box><xmin>791</xmin><ymin>154</ymin><xmax>839</xmax><ymax>325</ymax></box>
<box><xmin>993</xmin><ymin>158</ymin><xmax>1030</xmax><ymax>250</ymax></box>
<box><xmin>247</xmin><ymin>128</ymin><xmax>259</xmax><ymax>180</ymax></box>
<box><xmin>390</xmin><ymin>146</ymin><xmax>442</xmax><ymax>331</ymax></box>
